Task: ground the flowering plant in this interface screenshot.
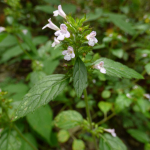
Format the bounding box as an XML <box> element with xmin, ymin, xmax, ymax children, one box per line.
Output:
<box><xmin>1</xmin><ymin>3</ymin><xmax>145</xmax><ymax>150</ymax></box>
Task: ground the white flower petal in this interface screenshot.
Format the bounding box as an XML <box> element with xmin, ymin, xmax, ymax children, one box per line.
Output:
<box><xmin>94</xmin><ymin>37</ymin><xmax>98</xmax><ymax>43</ymax></box>
<box><xmin>54</xmin><ymin>30</ymin><xmax>61</xmax><ymax>36</ymax></box>
<box><xmin>0</xmin><ymin>27</ymin><xmax>5</xmax><ymax>33</ymax></box>
<box><xmin>71</xmin><ymin>53</ymin><xmax>75</xmax><ymax>58</ymax></box>
<box><xmin>57</xmin><ymin>34</ymin><xmax>65</xmax><ymax>40</ymax></box>
<box><xmin>65</xmin><ymin>31</ymin><xmax>70</xmax><ymax>38</ymax></box>
<box><xmin>68</xmin><ymin>46</ymin><xmax>73</xmax><ymax>51</ymax></box>
<box><xmin>58</xmin><ymin>5</ymin><xmax>66</xmax><ymax>19</ymax></box>
<box><xmin>100</xmin><ymin>67</ymin><xmax>106</xmax><ymax>74</ymax></box>
<box><xmin>52</xmin><ymin>42</ymin><xmax>55</xmax><ymax>47</ymax></box>
<box><xmin>64</xmin><ymin>55</ymin><xmax>71</xmax><ymax>61</ymax></box>
<box><xmin>62</xmin><ymin>50</ymin><xmax>68</xmax><ymax>55</ymax></box>
<box><xmin>86</xmin><ymin>35</ymin><xmax>90</xmax><ymax>40</ymax></box>
<box><xmin>42</xmin><ymin>24</ymin><xmax>48</xmax><ymax>30</ymax></box>
<box><xmin>88</xmin><ymin>40</ymin><xmax>95</xmax><ymax>46</ymax></box>
<box><xmin>53</xmin><ymin>10</ymin><xmax>59</xmax><ymax>16</ymax></box>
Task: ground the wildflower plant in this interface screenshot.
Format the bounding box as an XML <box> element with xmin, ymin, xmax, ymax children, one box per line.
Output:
<box><xmin>11</xmin><ymin>4</ymin><xmax>144</xmax><ymax>150</ymax></box>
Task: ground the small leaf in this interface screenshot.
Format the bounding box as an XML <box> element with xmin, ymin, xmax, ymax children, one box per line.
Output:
<box><xmin>72</xmin><ymin>139</ymin><xmax>85</xmax><ymax>150</ymax></box>
<box><xmin>0</xmin><ymin>129</ymin><xmax>22</xmax><ymax>150</ymax></box>
<box><xmin>26</xmin><ymin>105</ymin><xmax>53</xmax><ymax>144</ymax></box>
<box><xmin>57</xmin><ymin>130</ymin><xmax>70</xmax><ymax>143</ymax></box>
<box><xmin>115</xmin><ymin>94</ymin><xmax>132</xmax><ymax>112</ymax></box>
<box><xmin>93</xmin><ymin>58</ymin><xmax>143</xmax><ymax>79</ymax></box>
<box><xmin>127</xmin><ymin>129</ymin><xmax>150</xmax><ymax>143</ymax></box>
<box><xmin>73</xmin><ymin>57</ymin><xmax>88</xmax><ymax>97</ymax></box>
<box><xmin>99</xmin><ymin>133</ymin><xmax>127</xmax><ymax>150</ymax></box>
<box><xmin>101</xmin><ymin>90</ymin><xmax>111</xmax><ymax>99</ymax></box>
<box><xmin>14</xmin><ymin>74</ymin><xmax>69</xmax><ymax>120</ymax></box>
<box><xmin>98</xmin><ymin>101</ymin><xmax>112</xmax><ymax>114</ymax></box>
<box><xmin>111</xmin><ymin>49</ymin><xmax>124</xmax><ymax>58</ymax></box>
<box><xmin>55</xmin><ymin>110</ymin><xmax>83</xmax><ymax>129</ymax></box>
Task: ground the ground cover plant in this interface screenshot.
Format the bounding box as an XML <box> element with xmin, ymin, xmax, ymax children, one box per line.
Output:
<box><xmin>0</xmin><ymin>0</ymin><xmax>150</xmax><ymax>150</ymax></box>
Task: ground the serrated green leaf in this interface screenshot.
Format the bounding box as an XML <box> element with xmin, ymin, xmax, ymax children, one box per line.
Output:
<box><xmin>26</xmin><ymin>105</ymin><xmax>53</xmax><ymax>144</ymax></box>
<box><xmin>55</xmin><ymin>110</ymin><xmax>83</xmax><ymax>129</ymax></box>
<box><xmin>14</xmin><ymin>74</ymin><xmax>69</xmax><ymax>120</ymax></box>
<box><xmin>93</xmin><ymin>58</ymin><xmax>143</xmax><ymax>79</ymax></box>
<box><xmin>73</xmin><ymin>57</ymin><xmax>87</xmax><ymax>97</ymax></box>
<box><xmin>99</xmin><ymin>133</ymin><xmax>127</xmax><ymax>150</ymax></box>
<box><xmin>0</xmin><ymin>129</ymin><xmax>22</xmax><ymax>150</ymax></box>
<box><xmin>127</xmin><ymin>129</ymin><xmax>149</xmax><ymax>143</ymax></box>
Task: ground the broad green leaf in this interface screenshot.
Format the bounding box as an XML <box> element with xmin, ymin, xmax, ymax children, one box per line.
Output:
<box><xmin>93</xmin><ymin>58</ymin><xmax>143</xmax><ymax>79</ymax></box>
<box><xmin>107</xmin><ymin>13</ymin><xmax>135</xmax><ymax>35</ymax></box>
<box><xmin>73</xmin><ymin>57</ymin><xmax>87</xmax><ymax>97</ymax></box>
<box><xmin>14</xmin><ymin>74</ymin><xmax>69</xmax><ymax>120</ymax></box>
<box><xmin>43</xmin><ymin>0</ymin><xmax>60</xmax><ymax>5</ymax></box>
<box><xmin>3</xmin><ymin>83</ymin><xmax>29</xmax><ymax>101</ymax></box>
<box><xmin>35</xmin><ymin>5</ymin><xmax>55</xmax><ymax>14</ymax></box>
<box><xmin>98</xmin><ymin>101</ymin><xmax>112</xmax><ymax>114</ymax></box>
<box><xmin>62</xmin><ymin>4</ymin><xmax>76</xmax><ymax>14</ymax></box>
<box><xmin>0</xmin><ymin>43</ymin><xmax>29</xmax><ymax>63</ymax></box>
<box><xmin>0</xmin><ymin>33</ymin><xmax>7</xmax><ymax>42</ymax></box>
<box><xmin>26</xmin><ymin>105</ymin><xmax>53</xmax><ymax>144</ymax></box>
<box><xmin>55</xmin><ymin>110</ymin><xmax>83</xmax><ymax>129</ymax></box>
<box><xmin>0</xmin><ymin>129</ymin><xmax>22</xmax><ymax>150</ymax></box>
<box><xmin>99</xmin><ymin>133</ymin><xmax>127</xmax><ymax>150</ymax></box>
<box><xmin>127</xmin><ymin>129</ymin><xmax>149</xmax><ymax>143</ymax></box>
<box><xmin>33</xmin><ymin>36</ymin><xmax>48</xmax><ymax>46</ymax></box>
<box><xmin>0</xmin><ymin>34</ymin><xmax>17</xmax><ymax>47</ymax></box>
<box><xmin>145</xmin><ymin>63</ymin><xmax>150</xmax><ymax>75</ymax></box>
<box><xmin>137</xmin><ymin>98</ymin><xmax>150</xmax><ymax>113</ymax></box>
<box><xmin>57</xmin><ymin>130</ymin><xmax>70</xmax><ymax>143</ymax></box>
<box><xmin>19</xmin><ymin>133</ymin><xmax>37</xmax><ymax>150</ymax></box>
<box><xmin>72</xmin><ymin>139</ymin><xmax>85</xmax><ymax>150</ymax></box>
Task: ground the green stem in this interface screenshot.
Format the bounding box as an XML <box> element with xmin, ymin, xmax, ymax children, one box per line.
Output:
<box><xmin>13</xmin><ymin>125</ymin><xmax>38</xmax><ymax>150</ymax></box>
<box><xmin>97</xmin><ymin>112</ymin><xmax>116</xmax><ymax>126</ymax></box>
<box><xmin>84</xmin><ymin>89</ymin><xmax>92</xmax><ymax>129</ymax></box>
<box><xmin>83</xmin><ymin>88</ymin><xmax>98</xmax><ymax>150</ymax></box>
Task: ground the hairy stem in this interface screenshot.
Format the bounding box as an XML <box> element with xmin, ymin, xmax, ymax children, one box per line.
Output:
<box><xmin>13</xmin><ymin>125</ymin><xmax>38</xmax><ymax>150</ymax></box>
<box><xmin>84</xmin><ymin>88</ymin><xmax>98</xmax><ymax>150</ymax></box>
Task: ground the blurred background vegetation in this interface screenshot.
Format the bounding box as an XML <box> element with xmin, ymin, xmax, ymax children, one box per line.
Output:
<box><xmin>0</xmin><ymin>0</ymin><xmax>150</xmax><ymax>150</ymax></box>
